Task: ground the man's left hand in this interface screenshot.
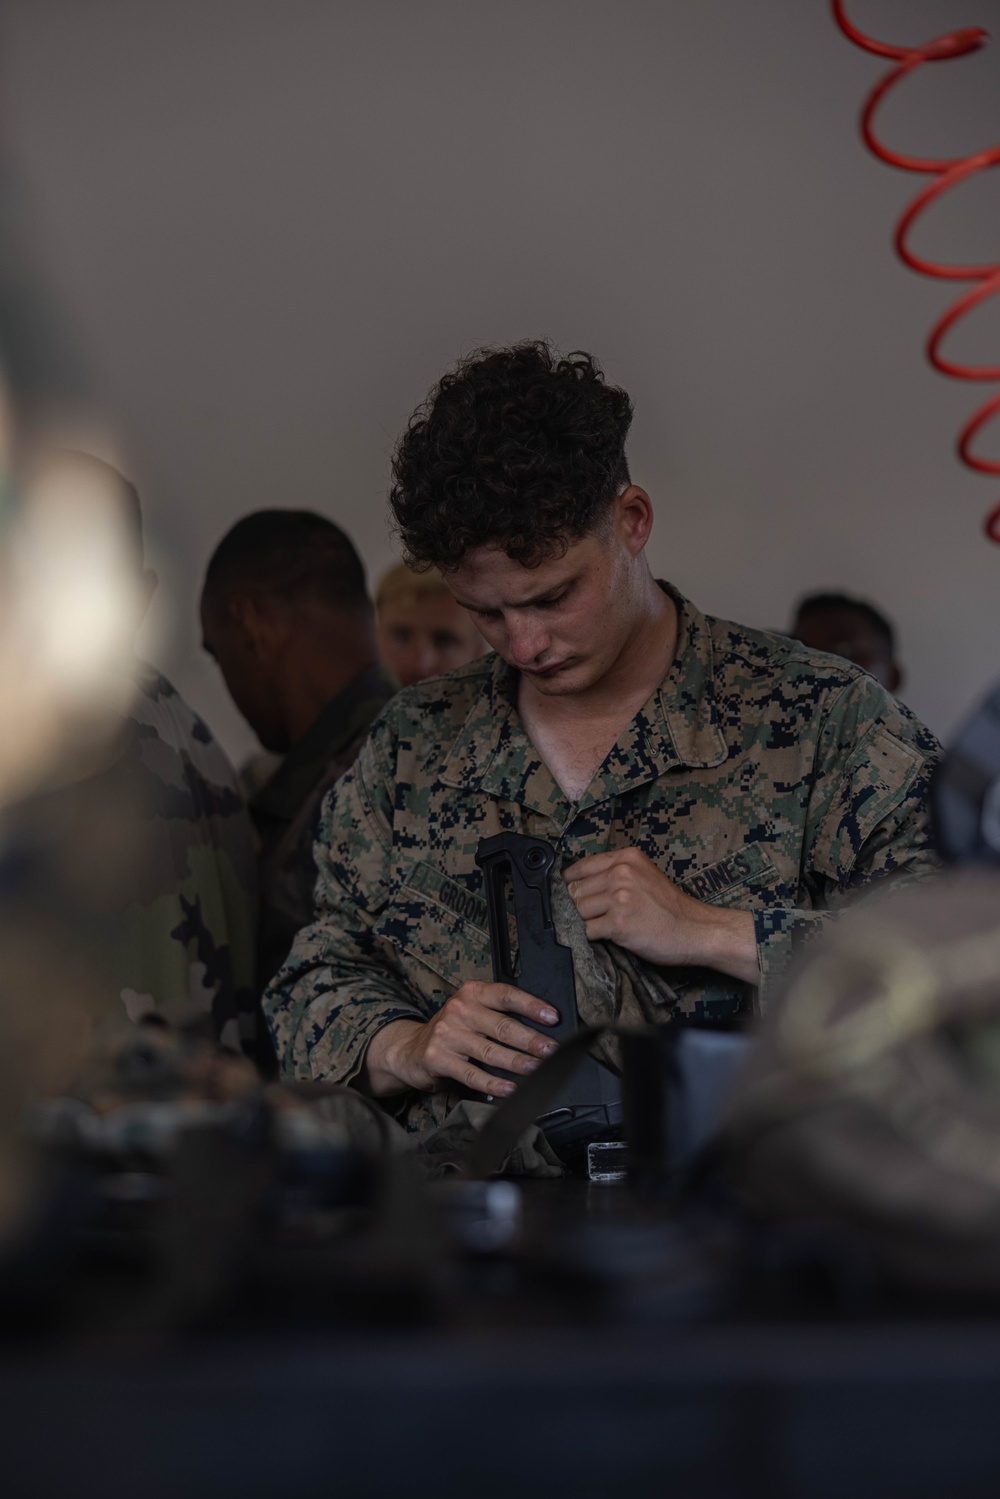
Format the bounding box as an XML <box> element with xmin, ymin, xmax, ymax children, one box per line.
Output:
<box><xmin>563</xmin><ymin>847</ymin><xmax>760</xmax><ymax>987</ymax></box>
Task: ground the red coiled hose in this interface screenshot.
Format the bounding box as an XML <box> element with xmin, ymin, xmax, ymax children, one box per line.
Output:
<box><xmin>832</xmin><ymin>0</ymin><xmax>1000</xmax><ymax>541</ymax></box>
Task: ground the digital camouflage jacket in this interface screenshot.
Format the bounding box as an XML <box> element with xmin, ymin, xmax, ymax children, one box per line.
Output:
<box><xmin>264</xmin><ymin>585</ymin><xmax>942</xmax><ymax>1132</ymax></box>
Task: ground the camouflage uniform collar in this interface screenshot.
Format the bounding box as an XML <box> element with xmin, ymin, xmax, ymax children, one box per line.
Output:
<box><xmin>439</xmin><ymin>582</ymin><xmax>726</xmax><ymax>819</ymax></box>
<box><xmin>253</xmin><ymin>664</ymin><xmax>395</xmax><ymax>821</ymax></box>
<box><xmin>656</xmin><ymin>581</ymin><xmax>728</xmax><ymax>770</ymax></box>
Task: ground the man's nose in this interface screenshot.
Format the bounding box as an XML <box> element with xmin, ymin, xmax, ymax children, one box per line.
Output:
<box><xmin>507</xmin><ymin>621</ymin><xmax>549</xmax><ymax>665</ymax></box>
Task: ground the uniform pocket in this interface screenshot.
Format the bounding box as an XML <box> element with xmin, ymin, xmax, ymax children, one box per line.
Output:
<box><xmin>373</xmin><ymin>868</ymin><xmax>491</xmax><ymax>992</ymax></box>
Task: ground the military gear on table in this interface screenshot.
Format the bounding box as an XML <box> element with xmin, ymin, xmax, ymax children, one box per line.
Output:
<box><xmin>0</xmin><ymin>663</ymin><xmax>258</xmax><ymax>1053</ymax></box>
<box><xmin>27</xmin><ymin>1020</ymin><xmax>562</xmax><ymax>1184</ymax></box>
<box><xmin>721</xmin><ymin>872</ymin><xmax>1000</xmax><ymax>1297</ymax></box>
<box><xmin>265</xmin><ymin>584</ymin><xmax>941</xmax><ymax>1134</ymax></box>
<box><xmin>250</xmin><ymin>664</ymin><xmax>397</xmax><ymax>989</ymax></box>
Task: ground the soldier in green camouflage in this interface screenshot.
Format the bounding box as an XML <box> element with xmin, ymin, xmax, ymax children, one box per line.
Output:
<box><xmin>264</xmin><ymin>343</ymin><xmax>941</xmax><ymax>1134</ymax></box>
<box><xmin>200</xmin><ymin>511</ymin><xmax>396</xmax><ymax>999</ymax></box>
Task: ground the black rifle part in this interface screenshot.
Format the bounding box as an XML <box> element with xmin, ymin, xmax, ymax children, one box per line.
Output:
<box><xmin>474</xmin><ymin>832</ymin><xmax>622</xmax><ymax>1153</ymax></box>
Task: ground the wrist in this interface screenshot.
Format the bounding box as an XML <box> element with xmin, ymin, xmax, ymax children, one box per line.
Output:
<box><xmin>364</xmin><ymin>1017</ymin><xmax>427</xmax><ymax>1095</ymax></box>
<box><xmin>695</xmin><ymin>906</ymin><xmax>760</xmax><ymax>986</ymax></box>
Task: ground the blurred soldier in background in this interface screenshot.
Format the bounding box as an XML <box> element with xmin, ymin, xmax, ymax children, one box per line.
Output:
<box><xmin>200</xmin><ymin>511</ymin><xmax>395</xmax><ymax>1010</ymax></box>
<box><xmin>790</xmin><ymin>591</ymin><xmax>903</xmax><ymax>695</ymax></box>
<box><xmin>0</xmin><ymin>455</ymin><xmax>259</xmax><ymax>1053</ymax></box>
<box><xmin>376</xmin><ymin>561</ymin><xmax>487</xmax><ymax>686</ymax></box>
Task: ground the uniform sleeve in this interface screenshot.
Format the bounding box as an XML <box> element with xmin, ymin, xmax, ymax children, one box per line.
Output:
<box><xmin>262</xmin><ymin>718</ymin><xmax>425</xmax><ymax>1084</ymax></box>
<box><xmin>754</xmin><ymin>678</ymin><xmax>943</xmax><ymax>1007</ymax></box>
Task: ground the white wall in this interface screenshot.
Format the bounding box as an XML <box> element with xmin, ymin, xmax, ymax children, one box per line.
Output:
<box><xmin>0</xmin><ymin>0</ymin><xmax>997</xmax><ymax>765</ymax></box>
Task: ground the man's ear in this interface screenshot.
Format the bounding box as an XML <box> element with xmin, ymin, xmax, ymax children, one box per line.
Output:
<box><xmin>228</xmin><ymin>591</ymin><xmax>284</xmax><ymax>658</ymax></box>
<box><xmin>613</xmin><ymin>486</ymin><xmax>654</xmax><ymax>557</ymax></box>
<box><xmin>887</xmin><ymin>662</ymin><xmax>903</xmax><ymax>696</ymax></box>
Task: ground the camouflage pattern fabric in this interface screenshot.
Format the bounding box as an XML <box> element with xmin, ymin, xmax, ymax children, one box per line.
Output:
<box><xmin>0</xmin><ymin>662</ymin><xmax>258</xmax><ymax>1053</ymax></box>
<box><xmin>250</xmin><ymin>665</ymin><xmax>397</xmax><ymax>988</ymax></box>
<box><xmin>115</xmin><ymin>664</ymin><xmax>258</xmax><ymax>1050</ymax></box>
<box><xmin>264</xmin><ymin>584</ymin><xmax>942</xmax><ymax>1134</ymax></box>
<box><xmin>720</xmin><ymin>872</ymin><xmax>1000</xmax><ymax>1296</ymax></box>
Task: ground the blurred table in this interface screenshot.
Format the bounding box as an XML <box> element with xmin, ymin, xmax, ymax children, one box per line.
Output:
<box><xmin>4</xmin><ymin>1180</ymin><xmax>1000</xmax><ymax>1497</ymax></box>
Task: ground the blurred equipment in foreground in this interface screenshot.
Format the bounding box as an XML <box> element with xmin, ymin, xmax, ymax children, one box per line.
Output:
<box><xmin>376</xmin><ymin>560</ymin><xmax>488</xmax><ymax>686</ymax></box>
<box><xmin>5</xmin><ymin>1004</ymin><xmax>747</xmax><ymax>1345</ymax></box>
<box><xmin>0</xmin><ymin>459</ymin><xmax>259</xmax><ymax>1052</ymax></box>
<box><xmin>0</xmin><ymin>165</ymin><xmax>260</xmax><ymax>1282</ymax></box>
<box><xmin>0</xmin><ymin>470</ymin><xmax>139</xmax><ymax>1277</ymax></box>
<box><xmin>790</xmin><ymin>590</ymin><xmax>903</xmax><ymax>694</ymax></box>
<box><xmin>0</xmin><ymin>172</ymin><xmax>148</xmax><ymax>1279</ymax></box>
<box><xmin>722</xmin><ymin>872</ymin><xmax>1000</xmax><ymax>1298</ymax></box>
<box><xmin>0</xmin><ymin>449</ymin><xmax>141</xmax><ymax>810</ymax></box>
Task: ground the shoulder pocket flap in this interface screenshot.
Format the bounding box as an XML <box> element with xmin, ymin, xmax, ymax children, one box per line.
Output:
<box><xmin>814</xmin><ymin>726</ymin><xmax>923</xmax><ymax>880</ymax></box>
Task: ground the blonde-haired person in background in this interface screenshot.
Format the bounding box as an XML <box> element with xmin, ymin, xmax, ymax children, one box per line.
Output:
<box><xmin>376</xmin><ymin>562</ymin><xmax>488</xmax><ymax>686</ymax></box>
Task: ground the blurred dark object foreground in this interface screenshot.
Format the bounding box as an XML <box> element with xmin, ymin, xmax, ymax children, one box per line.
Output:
<box><xmin>7</xmin><ymin>1179</ymin><xmax>1000</xmax><ymax>1499</ymax></box>
<box><xmin>722</xmin><ymin>873</ymin><xmax>1000</xmax><ymax>1298</ymax></box>
<box><xmin>8</xmin><ymin>796</ymin><xmax>1000</xmax><ymax>1495</ymax></box>
<box><xmin>9</xmin><ymin>996</ymin><xmax>1000</xmax><ymax>1497</ymax></box>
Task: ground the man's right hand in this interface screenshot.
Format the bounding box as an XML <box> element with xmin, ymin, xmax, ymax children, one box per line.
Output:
<box><xmin>361</xmin><ymin>981</ymin><xmax>561</xmax><ymax>1099</ymax></box>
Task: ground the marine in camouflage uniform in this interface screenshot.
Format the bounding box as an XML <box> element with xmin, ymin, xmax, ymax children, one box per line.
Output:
<box><xmin>250</xmin><ymin>663</ymin><xmax>397</xmax><ymax>987</ymax></box>
<box><xmin>264</xmin><ymin>583</ymin><xmax>942</xmax><ymax>1133</ymax></box>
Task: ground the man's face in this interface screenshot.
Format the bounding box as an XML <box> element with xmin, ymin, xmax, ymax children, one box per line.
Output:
<box><xmin>199</xmin><ymin>590</ymin><xmax>290</xmax><ymax>752</ymax></box>
<box><xmin>793</xmin><ymin>606</ymin><xmax>900</xmax><ymax>692</ymax></box>
<box><xmin>445</xmin><ymin>525</ymin><xmax>639</xmax><ymax>697</ymax></box>
<box><xmin>377</xmin><ymin>592</ymin><xmax>486</xmax><ymax>687</ymax></box>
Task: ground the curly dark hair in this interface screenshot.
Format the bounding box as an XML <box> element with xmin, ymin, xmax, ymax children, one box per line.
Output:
<box><xmin>389</xmin><ymin>341</ymin><xmax>634</xmax><ymax>569</ymax></box>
